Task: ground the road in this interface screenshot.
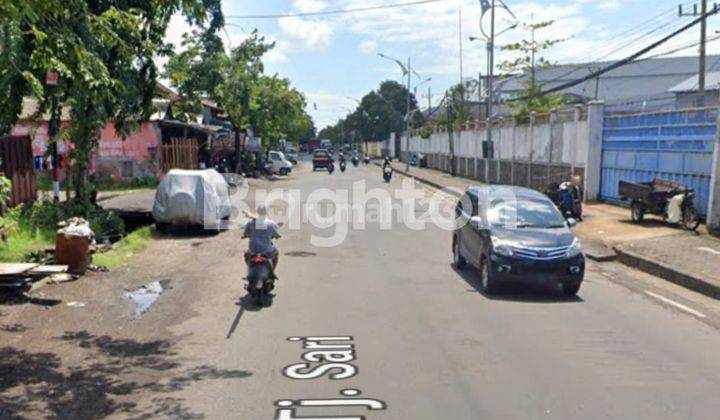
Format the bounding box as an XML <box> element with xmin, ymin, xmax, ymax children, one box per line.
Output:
<box><xmin>3</xmin><ymin>161</ymin><xmax>720</xmax><ymax>419</ymax></box>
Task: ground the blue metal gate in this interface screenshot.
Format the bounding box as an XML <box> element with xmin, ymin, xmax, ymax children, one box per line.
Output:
<box><xmin>600</xmin><ymin>108</ymin><xmax>717</xmax><ymax>216</ymax></box>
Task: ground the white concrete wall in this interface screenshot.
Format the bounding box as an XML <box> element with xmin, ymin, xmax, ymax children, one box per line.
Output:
<box><xmin>401</xmin><ymin>106</ymin><xmax>590</xmax><ymax>168</ymax></box>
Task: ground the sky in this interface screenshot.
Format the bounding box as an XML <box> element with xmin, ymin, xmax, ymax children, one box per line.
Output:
<box><xmin>164</xmin><ymin>0</ymin><xmax>715</xmax><ymax>130</ymax></box>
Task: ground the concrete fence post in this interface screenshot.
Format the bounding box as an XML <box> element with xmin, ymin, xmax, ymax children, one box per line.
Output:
<box><xmin>528</xmin><ymin>113</ymin><xmax>536</xmax><ymax>188</ymax></box>
<box><xmin>584</xmin><ymin>100</ymin><xmax>605</xmax><ymax>201</ymax></box>
<box><xmin>547</xmin><ymin>110</ymin><xmax>557</xmax><ymax>187</ymax></box>
<box><xmin>707</xmin><ymin>113</ymin><xmax>720</xmax><ymax>234</ymax></box>
<box><xmin>511</xmin><ymin>117</ymin><xmax>516</xmax><ymax>186</ymax></box>
<box><xmin>496</xmin><ymin>118</ymin><xmax>503</xmax><ymax>184</ymax></box>
<box><xmin>572</xmin><ymin>104</ymin><xmax>582</xmax><ymax>178</ymax></box>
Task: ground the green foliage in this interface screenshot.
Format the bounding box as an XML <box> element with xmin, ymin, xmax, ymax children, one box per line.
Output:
<box><xmin>0</xmin><ymin>0</ymin><xmax>223</xmax><ymax>201</ymax></box>
<box><xmin>498</xmin><ymin>20</ymin><xmax>567</xmax><ymax>119</ymax></box>
<box><xmin>0</xmin><ymin>173</ymin><xmax>11</xmax><ymax>212</ymax></box>
<box><xmin>24</xmin><ymin>200</ymin><xmax>124</xmax><ymax>240</ymax></box>
<box><xmin>93</xmin><ymin>226</ymin><xmax>152</xmax><ymax>268</ymax></box>
<box><xmin>318</xmin><ymin>80</ymin><xmax>421</xmax><ymax>143</ymax></box>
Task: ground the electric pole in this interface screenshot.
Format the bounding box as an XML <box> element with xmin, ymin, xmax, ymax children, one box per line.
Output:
<box><xmin>485</xmin><ymin>0</ymin><xmax>496</xmax><ymax>183</ymax></box>
<box><xmin>680</xmin><ymin>1</ymin><xmax>718</xmax><ymax>105</ymax></box>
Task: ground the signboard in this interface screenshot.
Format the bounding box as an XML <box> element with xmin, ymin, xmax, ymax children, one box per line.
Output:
<box><xmin>245</xmin><ymin>137</ymin><xmax>262</xmax><ymax>152</ymax></box>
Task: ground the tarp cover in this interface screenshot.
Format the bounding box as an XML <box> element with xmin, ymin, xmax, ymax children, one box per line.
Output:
<box><xmin>153</xmin><ymin>169</ymin><xmax>231</xmax><ymax>226</ymax></box>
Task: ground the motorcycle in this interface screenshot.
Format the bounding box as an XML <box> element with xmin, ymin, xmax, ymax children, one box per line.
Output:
<box><xmin>352</xmin><ymin>156</ymin><xmax>359</xmax><ymax>167</ymax></box>
<box><xmin>340</xmin><ymin>159</ymin><xmax>347</xmax><ymax>172</ymax></box>
<box><xmin>383</xmin><ymin>166</ymin><xmax>393</xmax><ymax>183</ymax></box>
<box><xmin>546</xmin><ymin>182</ymin><xmax>583</xmax><ymax>221</ymax></box>
<box><xmin>363</xmin><ymin>156</ymin><xmax>370</xmax><ymax>165</ymax></box>
<box><xmin>327</xmin><ymin>161</ymin><xmax>335</xmax><ymax>174</ymax></box>
<box><xmin>245</xmin><ymin>253</ymin><xmax>275</xmax><ymax>306</ymax></box>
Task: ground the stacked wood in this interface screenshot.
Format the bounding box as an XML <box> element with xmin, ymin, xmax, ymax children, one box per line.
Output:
<box><xmin>0</xmin><ymin>263</ymin><xmax>72</xmax><ymax>292</ymax></box>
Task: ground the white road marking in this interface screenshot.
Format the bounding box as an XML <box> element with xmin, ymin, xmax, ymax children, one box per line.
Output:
<box><xmin>697</xmin><ymin>246</ymin><xmax>720</xmax><ymax>256</ymax></box>
<box><xmin>644</xmin><ymin>291</ymin><xmax>707</xmax><ymax>319</ymax></box>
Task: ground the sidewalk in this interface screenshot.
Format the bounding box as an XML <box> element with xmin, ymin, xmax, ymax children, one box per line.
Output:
<box><xmin>390</xmin><ymin>162</ymin><xmax>720</xmax><ymax>299</ymax></box>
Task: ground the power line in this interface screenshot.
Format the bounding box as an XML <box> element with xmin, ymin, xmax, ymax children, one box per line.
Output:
<box><xmin>225</xmin><ymin>0</ymin><xmax>447</xmax><ymax>19</ymax></box>
<box><xmin>510</xmin><ymin>5</ymin><xmax>720</xmax><ymax>102</ymax></box>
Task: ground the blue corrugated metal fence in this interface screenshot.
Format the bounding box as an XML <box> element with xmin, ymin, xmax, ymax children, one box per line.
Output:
<box><xmin>600</xmin><ymin>107</ymin><xmax>717</xmax><ymax>216</ymax></box>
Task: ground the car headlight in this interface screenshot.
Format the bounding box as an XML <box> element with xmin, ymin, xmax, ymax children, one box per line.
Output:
<box><xmin>491</xmin><ymin>236</ymin><xmax>515</xmax><ymax>257</ymax></box>
<box><xmin>566</xmin><ymin>238</ymin><xmax>582</xmax><ymax>258</ymax></box>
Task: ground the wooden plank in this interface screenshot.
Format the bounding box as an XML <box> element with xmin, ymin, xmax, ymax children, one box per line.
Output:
<box><xmin>27</xmin><ymin>265</ymin><xmax>69</xmax><ymax>275</ymax></box>
<box><xmin>0</xmin><ymin>263</ymin><xmax>38</xmax><ymax>276</ymax></box>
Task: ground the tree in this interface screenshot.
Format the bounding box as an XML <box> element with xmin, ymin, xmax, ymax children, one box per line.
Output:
<box><xmin>165</xmin><ymin>30</ymin><xmax>225</xmax><ymax>121</ymax></box>
<box><xmin>0</xmin><ymin>0</ymin><xmax>223</xmax><ymax>202</ymax></box>
<box><xmin>318</xmin><ymin>80</ymin><xmax>421</xmax><ymax>143</ymax></box>
<box><xmin>498</xmin><ymin>20</ymin><xmax>566</xmax><ymax>119</ymax></box>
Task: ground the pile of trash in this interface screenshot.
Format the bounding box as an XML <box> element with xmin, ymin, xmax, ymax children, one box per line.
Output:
<box><xmin>56</xmin><ymin>218</ymin><xmax>95</xmax><ymax>275</ymax></box>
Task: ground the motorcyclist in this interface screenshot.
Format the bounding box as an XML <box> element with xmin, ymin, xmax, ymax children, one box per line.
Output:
<box><xmin>382</xmin><ymin>156</ymin><xmax>392</xmax><ymax>171</ymax></box>
<box><xmin>242</xmin><ymin>204</ymin><xmax>282</xmax><ymax>273</ymax></box>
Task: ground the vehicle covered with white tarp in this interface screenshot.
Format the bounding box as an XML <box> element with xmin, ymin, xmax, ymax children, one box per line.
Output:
<box><xmin>153</xmin><ymin>169</ymin><xmax>232</xmax><ymax>229</ymax></box>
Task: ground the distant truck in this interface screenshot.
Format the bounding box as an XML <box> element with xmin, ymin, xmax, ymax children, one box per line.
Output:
<box><xmin>320</xmin><ymin>139</ymin><xmax>332</xmax><ymax>149</ymax></box>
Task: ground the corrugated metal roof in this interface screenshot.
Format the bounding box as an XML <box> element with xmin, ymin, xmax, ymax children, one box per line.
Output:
<box><xmin>667</xmin><ymin>72</ymin><xmax>720</xmax><ymax>92</ymax></box>
<box><xmin>501</xmin><ymin>55</ymin><xmax>718</xmax><ymax>102</ymax></box>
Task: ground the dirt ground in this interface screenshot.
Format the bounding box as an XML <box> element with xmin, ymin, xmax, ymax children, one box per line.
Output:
<box><xmin>0</xmin><ymin>206</ymin><xmax>253</xmax><ymax>419</ymax></box>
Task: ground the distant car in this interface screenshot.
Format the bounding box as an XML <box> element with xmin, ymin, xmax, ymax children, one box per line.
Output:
<box><xmin>452</xmin><ymin>185</ymin><xmax>585</xmax><ymax>296</ymax></box>
<box><xmin>312</xmin><ymin>149</ymin><xmax>333</xmax><ymax>171</ymax></box>
<box><xmin>153</xmin><ymin>169</ymin><xmax>231</xmax><ymax>232</ymax></box>
<box><xmin>268</xmin><ymin>151</ymin><xmax>293</xmax><ymax>175</ymax></box>
<box><xmin>285</xmin><ymin>152</ymin><xmax>299</xmax><ymax>164</ymax></box>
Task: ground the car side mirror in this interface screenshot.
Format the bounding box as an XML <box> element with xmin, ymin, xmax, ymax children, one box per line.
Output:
<box><xmin>567</xmin><ymin>218</ymin><xmax>577</xmax><ymax>228</ymax></box>
<box><xmin>469</xmin><ymin>215</ymin><xmax>483</xmax><ymax>230</ymax></box>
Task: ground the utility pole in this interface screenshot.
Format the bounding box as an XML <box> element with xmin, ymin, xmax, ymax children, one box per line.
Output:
<box><xmin>680</xmin><ymin>1</ymin><xmax>717</xmax><ymax>105</ymax></box>
<box><xmin>485</xmin><ymin>0</ymin><xmax>496</xmax><ymax>183</ymax></box>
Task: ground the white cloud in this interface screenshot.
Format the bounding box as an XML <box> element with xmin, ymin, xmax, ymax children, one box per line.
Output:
<box><xmin>293</xmin><ymin>0</ymin><xmax>328</xmax><ymax>14</ymax></box>
<box><xmin>278</xmin><ymin>16</ymin><xmax>334</xmax><ymax>51</ymax></box>
<box><xmin>359</xmin><ymin>40</ymin><xmax>377</xmax><ymax>54</ymax></box>
<box><xmin>304</xmin><ymin>91</ymin><xmax>357</xmax><ymax>129</ymax></box>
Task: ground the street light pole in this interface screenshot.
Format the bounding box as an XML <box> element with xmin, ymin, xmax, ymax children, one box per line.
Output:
<box><xmin>485</xmin><ymin>0</ymin><xmax>495</xmax><ymax>184</ymax></box>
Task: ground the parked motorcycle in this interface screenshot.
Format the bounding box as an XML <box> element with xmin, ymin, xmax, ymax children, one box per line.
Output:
<box><xmin>327</xmin><ymin>161</ymin><xmax>335</xmax><ymax>174</ymax></box>
<box><xmin>546</xmin><ymin>182</ymin><xmax>583</xmax><ymax>221</ymax></box>
<box><xmin>340</xmin><ymin>159</ymin><xmax>347</xmax><ymax>172</ymax></box>
<box><xmin>352</xmin><ymin>156</ymin><xmax>359</xmax><ymax>167</ymax></box>
<box><xmin>363</xmin><ymin>156</ymin><xmax>370</xmax><ymax>165</ymax></box>
<box><xmin>245</xmin><ymin>253</ymin><xmax>275</xmax><ymax>306</ymax></box>
<box><xmin>383</xmin><ymin>166</ymin><xmax>393</xmax><ymax>183</ymax></box>
<box><xmin>619</xmin><ymin>179</ymin><xmax>700</xmax><ymax>231</ymax></box>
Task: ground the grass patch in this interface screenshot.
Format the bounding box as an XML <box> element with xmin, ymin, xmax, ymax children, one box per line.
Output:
<box><xmin>93</xmin><ymin>226</ymin><xmax>153</xmax><ymax>268</ymax></box>
<box><xmin>0</xmin><ymin>209</ymin><xmax>55</xmax><ymax>263</ymax></box>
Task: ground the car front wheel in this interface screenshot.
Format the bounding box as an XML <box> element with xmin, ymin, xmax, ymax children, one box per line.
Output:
<box><xmin>453</xmin><ymin>237</ymin><xmax>466</xmax><ymax>269</ymax></box>
<box><xmin>480</xmin><ymin>256</ymin><xmax>498</xmax><ymax>294</ymax></box>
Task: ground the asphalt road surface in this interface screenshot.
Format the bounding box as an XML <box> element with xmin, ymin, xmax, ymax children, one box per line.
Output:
<box><xmin>5</xmin><ymin>161</ymin><xmax>720</xmax><ymax>419</ymax></box>
<box><xmin>151</xmin><ymin>161</ymin><xmax>720</xmax><ymax>420</ymax></box>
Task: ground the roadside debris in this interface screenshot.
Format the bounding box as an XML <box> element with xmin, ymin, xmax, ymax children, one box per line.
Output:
<box><xmin>122</xmin><ymin>280</ymin><xmax>168</xmax><ymax>319</ymax></box>
<box><xmin>0</xmin><ymin>263</ymin><xmax>70</xmax><ymax>293</ymax></box>
<box><xmin>55</xmin><ymin>218</ymin><xmax>95</xmax><ymax>275</ymax></box>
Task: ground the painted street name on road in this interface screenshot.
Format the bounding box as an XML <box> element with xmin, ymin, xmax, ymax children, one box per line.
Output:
<box><xmin>275</xmin><ymin>336</ymin><xmax>387</xmax><ymax>419</ymax></box>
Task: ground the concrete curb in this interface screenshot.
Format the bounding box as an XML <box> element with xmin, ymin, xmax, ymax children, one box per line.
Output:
<box><xmin>374</xmin><ymin>161</ymin><xmax>462</xmax><ymax>198</ymax></box>
<box><xmin>382</xmin><ymin>161</ymin><xmax>720</xmax><ymax>300</ymax></box>
<box><xmin>615</xmin><ymin>246</ymin><xmax>720</xmax><ymax>300</ymax></box>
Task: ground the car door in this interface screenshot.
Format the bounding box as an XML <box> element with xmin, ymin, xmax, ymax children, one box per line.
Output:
<box><xmin>464</xmin><ymin>192</ymin><xmax>486</xmax><ymax>268</ymax></box>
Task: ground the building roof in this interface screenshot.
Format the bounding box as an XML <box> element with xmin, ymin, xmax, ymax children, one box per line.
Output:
<box><xmin>500</xmin><ymin>55</ymin><xmax>717</xmax><ymax>103</ymax></box>
<box><xmin>668</xmin><ymin>72</ymin><xmax>720</xmax><ymax>92</ymax></box>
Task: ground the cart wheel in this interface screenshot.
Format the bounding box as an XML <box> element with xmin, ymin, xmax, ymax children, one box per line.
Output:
<box><xmin>630</xmin><ymin>202</ymin><xmax>644</xmax><ymax>222</ymax></box>
<box><xmin>682</xmin><ymin>206</ymin><xmax>701</xmax><ymax>231</ymax></box>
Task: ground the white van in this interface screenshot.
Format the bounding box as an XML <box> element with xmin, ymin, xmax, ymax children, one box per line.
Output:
<box><xmin>268</xmin><ymin>151</ymin><xmax>293</xmax><ymax>176</ymax></box>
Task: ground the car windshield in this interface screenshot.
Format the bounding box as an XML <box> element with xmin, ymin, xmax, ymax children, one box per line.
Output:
<box><xmin>314</xmin><ymin>151</ymin><xmax>329</xmax><ymax>157</ymax></box>
<box><xmin>487</xmin><ymin>197</ymin><xmax>566</xmax><ymax>229</ymax></box>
